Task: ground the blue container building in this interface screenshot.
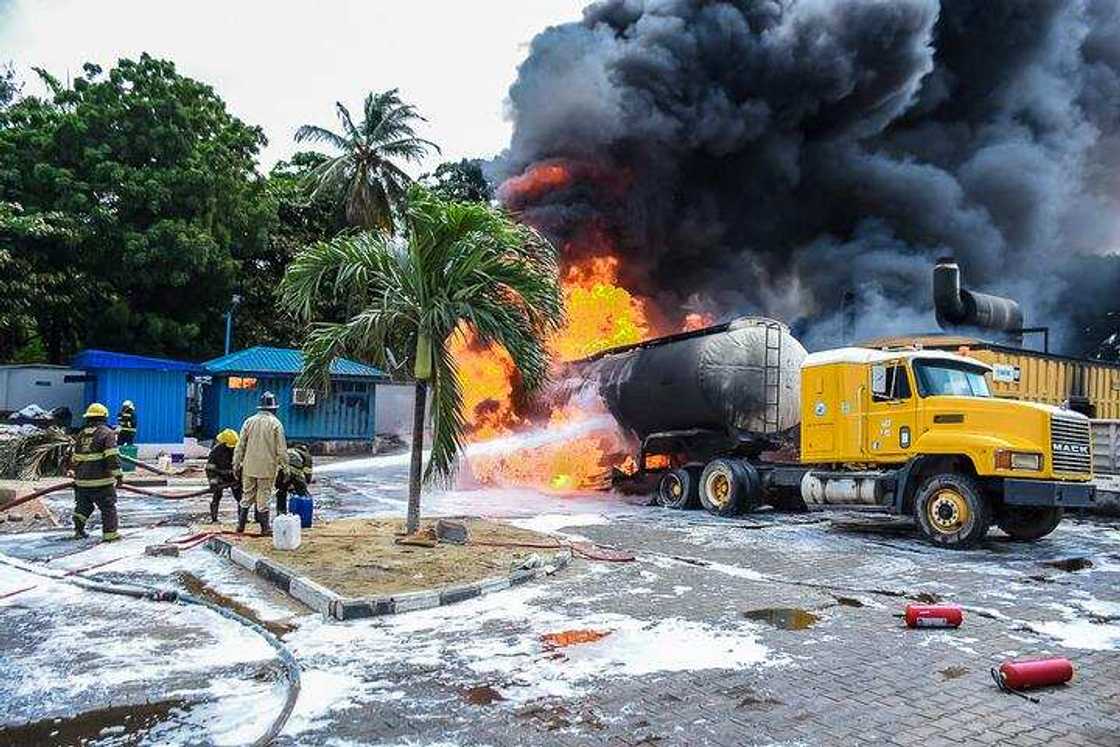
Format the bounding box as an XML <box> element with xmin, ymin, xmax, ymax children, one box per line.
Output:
<box><xmin>201</xmin><ymin>346</ymin><xmax>385</xmax><ymax>442</ymax></box>
<box><xmin>71</xmin><ymin>350</ymin><xmax>202</xmax><ymax>444</ymax></box>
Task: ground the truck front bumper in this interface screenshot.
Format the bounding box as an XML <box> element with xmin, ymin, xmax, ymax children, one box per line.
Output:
<box><xmin>1003</xmin><ymin>478</ymin><xmax>1096</xmax><ymax>508</ymax></box>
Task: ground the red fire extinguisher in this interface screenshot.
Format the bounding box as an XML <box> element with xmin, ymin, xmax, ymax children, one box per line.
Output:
<box><xmin>903</xmin><ymin>603</ymin><xmax>964</xmax><ymax>628</ymax></box>
<box><xmin>992</xmin><ymin>658</ymin><xmax>1074</xmax><ymax>702</ymax></box>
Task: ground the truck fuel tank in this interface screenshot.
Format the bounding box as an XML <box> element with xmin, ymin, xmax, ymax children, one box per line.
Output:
<box><xmin>801</xmin><ymin>471</ymin><xmax>885</xmax><ymax>505</ymax></box>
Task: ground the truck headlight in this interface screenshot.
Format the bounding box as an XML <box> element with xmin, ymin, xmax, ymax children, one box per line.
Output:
<box><xmin>995</xmin><ymin>450</ymin><xmax>1043</xmax><ymax>471</ymax></box>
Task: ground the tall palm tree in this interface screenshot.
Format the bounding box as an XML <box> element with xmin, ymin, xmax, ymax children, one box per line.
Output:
<box><xmin>295</xmin><ymin>89</ymin><xmax>439</xmax><ymax>233</ymax></box>
<box><xmin>279</xmin><ymin>186</ymin><xmax>564</xmax><ymax>533</ymax></box>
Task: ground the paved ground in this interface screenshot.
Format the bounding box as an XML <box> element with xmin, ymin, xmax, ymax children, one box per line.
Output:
<box><xmin>1</xmin><ymin>452</ymin><xmax>1118</xmax><ymax>746</ymax></box>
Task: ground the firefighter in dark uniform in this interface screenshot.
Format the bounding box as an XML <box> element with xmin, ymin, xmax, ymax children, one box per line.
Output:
<box><xmin>295</xmin><ymin>443</ymin><xmax>313</xmax><ymax>487</ymax></box>
<box><xmin>206</xmin><ymin>429</ymin><xmax>242</xmax><ymax>523</ymax></box>
<box><xmin>72</xmin><ymin>402</ymin><xmax>123</xmax><ymax>541</ymax></box>
<box><xmin>116</xmin><ymin>400</ymin><xmax>137</xmax><ymax>445</ymax></box>
<box><xmin>275</xmin><ymin>444</ymin><xmax>312</xmax><ymax>514</ymax></box>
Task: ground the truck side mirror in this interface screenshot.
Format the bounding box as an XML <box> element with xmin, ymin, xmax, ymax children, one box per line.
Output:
<box><xmin>871</xmin><ymin>364</ymin><xmax>888</xmax><ymax>397</ymax></box>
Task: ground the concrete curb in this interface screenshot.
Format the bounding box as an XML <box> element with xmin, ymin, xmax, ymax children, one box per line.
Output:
<box><xmin>206</xmin><ymin>535</ymin><xmax>572</xmax><ymax>621</ymax></box>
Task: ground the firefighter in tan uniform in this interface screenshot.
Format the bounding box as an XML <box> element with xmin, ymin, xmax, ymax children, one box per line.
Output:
<box><xmin>233</xmin><ymin>391</ymin><xmax>288</xmax><ymax>536</ymax></box>
<box><xmin>71</xmin><ymin>403</ymin><xmax>123</xmax><ymax>541</ymax></box>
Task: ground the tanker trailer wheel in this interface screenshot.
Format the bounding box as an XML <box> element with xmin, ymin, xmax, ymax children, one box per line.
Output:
<box><xmin>657</xmin><ymin>468</ymin><xmax>699</xmax><ymax>510</ymax></box>
<box><xmin>699</xmin><ymin>459</ymin><xmax>760</xmax><ymax>517</ymax></box>
<box><xmin>913</xmin><ymin>473</ymin><xmax>991</xmax><ymax>550</ymax></box>
<box><xmin>995</xmin><ymin>506</ymin><xmax>1063</xmax><ymax>541</ymax></box>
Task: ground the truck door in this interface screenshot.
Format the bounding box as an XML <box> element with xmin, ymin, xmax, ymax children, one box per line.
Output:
<box><xmin>864</xmin><ymin>361</ymin><xmax>917</xmax><ymax>462</ymax></box>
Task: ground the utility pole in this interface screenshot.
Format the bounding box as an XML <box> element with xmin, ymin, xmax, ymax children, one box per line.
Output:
<box><xmin>224</xmin><ymin>294</ymin><xmax>242</xmax><ymax>355</ymax></box>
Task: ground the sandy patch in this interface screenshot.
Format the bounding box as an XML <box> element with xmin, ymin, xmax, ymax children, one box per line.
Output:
<box><xmin>225</xmin><ymin>517</ymin><xmax>567</xmax><ymax>597</ymax></box>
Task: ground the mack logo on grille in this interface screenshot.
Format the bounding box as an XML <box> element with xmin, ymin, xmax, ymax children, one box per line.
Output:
<box><xmin>1054</xmin><ymin>442</ymin><xmax>1090</xmax><ymax>455</ymax></box>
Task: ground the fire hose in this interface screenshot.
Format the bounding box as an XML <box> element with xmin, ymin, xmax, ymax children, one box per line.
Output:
<box><xmin>0</xmin><ymin>550</ymin><xmax>300</xmax><ymax>746</ymax></box>
<box><xmin>0</xmin><ymin>481</ymin><xmax>213</xmax><ymax>514</ymax></box>
<box><xmin>119</xmin><ymin>452</ymin><xmax>178</xmax><ymax>477</ymax></box>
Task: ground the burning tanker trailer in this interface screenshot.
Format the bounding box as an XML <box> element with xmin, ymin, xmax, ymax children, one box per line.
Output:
<box><xmin>570</xmin><ymin>317</ymin><xmax>806</xmax><ymax>508</ymax></box>
<box><xmin>567</xmin><ymin>318</ymin><xmax>1096</xmax><ymax>549</ymax></box>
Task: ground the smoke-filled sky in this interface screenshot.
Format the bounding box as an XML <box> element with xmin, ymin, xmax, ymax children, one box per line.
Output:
<box><xmin>496</xmin><ymin>0</ymin><xmax>1120</xmax><ymax>354</ymax></box>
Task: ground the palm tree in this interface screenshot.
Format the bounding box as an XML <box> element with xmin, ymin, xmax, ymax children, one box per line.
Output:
<box><xmin>279</xmin><ymin>186</ymin><xmax>564</xmax><ymax>533</ymax></box>
<box><xmin>295</xmin><ymin>89</ymin><xmax>439</xmax><ymax>233</ymax></box>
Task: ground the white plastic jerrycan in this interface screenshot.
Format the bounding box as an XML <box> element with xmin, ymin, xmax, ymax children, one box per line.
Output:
<box><xmin>272</xmin><ymin>513</ymin><xmax>302</xmax><ymax>551</ymax></box>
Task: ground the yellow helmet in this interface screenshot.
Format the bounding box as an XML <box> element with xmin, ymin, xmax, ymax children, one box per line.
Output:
<box><xmin>216</xmin><ymin>428</ymin><xmax>239</xmax><ymax>447</ymax></box>
<box><xmin>84</xmin><ymin>402</ymin><xmax>109</xmax><ymax>419</ymax></box>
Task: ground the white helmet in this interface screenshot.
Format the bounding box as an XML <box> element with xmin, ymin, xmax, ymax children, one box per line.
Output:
<box><xmin>122</xmin><ymin>400</ymin><xmax>134</xmax><ymax>410</ymax></box>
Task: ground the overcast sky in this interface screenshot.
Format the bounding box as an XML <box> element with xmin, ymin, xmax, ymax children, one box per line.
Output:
<box><xmin>0</xmin><ymin>0</ymin><xmax>586</xmax><ymax>174</ymax></box>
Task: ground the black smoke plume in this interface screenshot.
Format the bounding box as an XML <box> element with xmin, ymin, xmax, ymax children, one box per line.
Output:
<box><xmin>495</xmin><ymin>0</ymin><xmax>1120</xmax><ymax>356</ymax></box>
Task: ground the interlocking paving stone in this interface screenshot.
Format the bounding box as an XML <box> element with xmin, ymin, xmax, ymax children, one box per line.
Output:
<box><xmin>287</xmin><ymin>511</ymin><xmax>1120</xmax><ymax>746</ymax></box>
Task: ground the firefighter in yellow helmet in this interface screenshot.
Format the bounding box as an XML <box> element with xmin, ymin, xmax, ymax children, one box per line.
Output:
<box><xmin>205</xmin><ymin>428</ymin><xmax>242</xmax><ymax>523</ymax></box>
<box><xmin>71</xmin><ymin>402</ymin><xmax>123</xmax><ymax>541</ymax></box>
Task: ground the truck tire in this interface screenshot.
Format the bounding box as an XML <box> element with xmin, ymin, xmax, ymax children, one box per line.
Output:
<box><xmin>913</xmin><ymin>473</ymin><xmax>991</xmax><ymax>550</ymax></box>
<box><xmin>995</xmin><ymin>506</ymin><xmax>1063</xmax><ymax>541</ymax></box>
<box><xmin>656</xmin><ymin>468</ymin><xmax>699</xmax><ymax>510</ymax></box>
<box><xmin>699</xmin><ymin>459</ymin><xmax>760</xmax><ymax>517</ymax></box>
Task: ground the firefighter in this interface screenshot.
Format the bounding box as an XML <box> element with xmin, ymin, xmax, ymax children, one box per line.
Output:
<box><xmin>206</xmin><ymin>428</ymin><xmax>242</xmax><ymax>523</ymax></box>
<box><xmin>71</xmin><ymin>403</ymin><xmax>123</xmax><ymax>542</ymax></box>
<box><xmin>275</xmin><ymin>444</ymin><xmax>312</xmax><ymax>515</ymax></box>
<box><xmin>295</xmin><ymin>442</ymin><xmax>313</xmax><ymax>486</ymax></box>
<box><xmin>233</xmin><ymin>391</ymin><xmax>288</xmax><ymax>536</ymax></box>
<box><xmin>116</xmin><ymin>400</ymin><xmax>137</xmax><ymax>445</ymax></box>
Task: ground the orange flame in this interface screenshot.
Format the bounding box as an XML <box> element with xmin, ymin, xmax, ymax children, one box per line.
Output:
<box><xmin>454</xmin><ymin>162</ymin><xmax>683</xmax><ymax>493</ymax></box>
<box><xmin>550</xmin><ymin>255</ymin><xmax>651</xmax><ymax>361</ymax></box>
<box><xmin>448</xmin><ymin>326</ymin><xmax>522</xmax><ymax>440</ymax></box>
<box><xmin>453</xmin><ymin>250</ymin><xmax>656</xmax><ymax>491</ymax></box>
<box><xmin>497</xmin><ymin>160</ymin><xmax>574</xmax><ymax>206</ymax></box>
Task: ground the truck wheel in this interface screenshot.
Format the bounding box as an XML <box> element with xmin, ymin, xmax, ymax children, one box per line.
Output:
<box><xmin>913</xmin><ymin>473</ymin><xmax>991</xmax><ymax>550</ymax></box>
<box><xmin>656</xmin><ymin>468</ymin><xmax>699</xmax><ymax>510</ymax></box>
<box><xmin>699</xmin><ymin>459</ymin><xmax>759</xmax><ymax>517</ymax></box>
<box><xmin>995</xmin><ymin>507</ymin><xmax>1063</xmax><ymax>541</ymax></box>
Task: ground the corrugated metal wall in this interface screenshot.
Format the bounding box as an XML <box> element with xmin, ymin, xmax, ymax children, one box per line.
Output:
<box><xmin>203</xmin><ymin>375</ymin><xmax>376</xmax><ymax>441</ymax></box>
<box><xmin>83</xmin><ymin>368</ymin><xmax>189</xmax><ymax>443</ymax></box>
<box><xmin>965</xmin><ymin>349</ymin><xmax>1120</xmax><ymax>418</ymax></box>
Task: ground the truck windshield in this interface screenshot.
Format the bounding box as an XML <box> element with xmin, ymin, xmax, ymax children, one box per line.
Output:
<box><xmin>913</xmin><ymin>361</ymin><xmax>992</xmax><ymax>398</ymax></box>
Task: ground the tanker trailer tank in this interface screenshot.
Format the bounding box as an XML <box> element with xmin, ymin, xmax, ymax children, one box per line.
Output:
<box><xmin>577</xmin><ymin>317</ymin><xmax>807</xmax><ymax>441</ymax></box>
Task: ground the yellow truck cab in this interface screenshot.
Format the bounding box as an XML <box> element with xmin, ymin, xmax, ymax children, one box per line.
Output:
<box><xmin>799</xmin><ymin>347</ymin><xmax>1096</xmax><ymax>548</ymax></box>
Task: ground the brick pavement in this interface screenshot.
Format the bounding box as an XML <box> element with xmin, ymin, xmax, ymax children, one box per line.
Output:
<box><xmin>3</xmin><ymin>493</ymin><xmax>1117</xmax><ymax>746</ymax></box>
<box><xmin>295</xmin><ymin>510</ymin><xmax>1120</xmax><ymax>746</ymax></box>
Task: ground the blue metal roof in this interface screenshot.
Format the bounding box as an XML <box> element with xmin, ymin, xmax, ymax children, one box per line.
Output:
<box><xmin>72</xmin><ymin>349</ymin><xmax>203</xmax><ymax>373</ymax></box>
<box><xmin>203</xmin><ymin>346</ymin><xmax>384</xmax><ymax>379</ymax></box>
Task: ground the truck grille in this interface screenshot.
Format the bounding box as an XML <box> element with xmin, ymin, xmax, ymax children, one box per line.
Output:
<box><xmin>1051</xmin><ymin>415</ymin><xmax>1092</xmax><ymax>475</ymax></box>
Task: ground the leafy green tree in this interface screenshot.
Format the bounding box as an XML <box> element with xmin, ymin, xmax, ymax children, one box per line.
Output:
<box><xmin>0</xmin><ymin>201</ymin><xmax>83</xmax><ymax>361</ymax></box>
<box><xmin>295</xmin><ymin>89</ymin><xmax>438</xmax><ymax>233</ymax></box>
<box><xmin>0</xmin><ymin>55</ymin><xmax>271</xmax><ymax>362</ymax></box>
<box><xmin>230</xmin><ymin>152</ymin><xmax>349</xmax><ymax>349</ymax></box>
<box><xmin>421</xmin><ymin>159</ymin><xmax>493</xmax><ymax>203</ymax></box>
<box><xmin>279</xmin><ymin>186</ymin><xmax>564</xmax><ymax>533</ymax></box>
<box><xmin>0</xmin><ymin>64</ymin><xmax>18</xmax><ymax>108</ymax></box>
